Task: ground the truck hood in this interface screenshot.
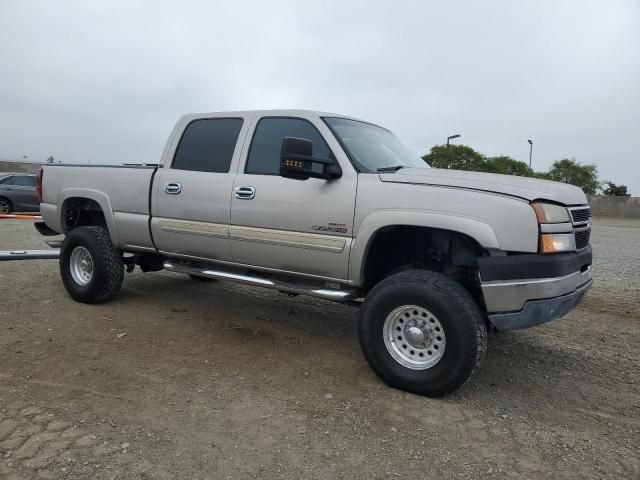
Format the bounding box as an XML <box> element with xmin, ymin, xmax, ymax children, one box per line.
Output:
<box><xmin>379</xmin><ymin>168</ymin><xmax>588</xmax><ymax>205</ymax></box>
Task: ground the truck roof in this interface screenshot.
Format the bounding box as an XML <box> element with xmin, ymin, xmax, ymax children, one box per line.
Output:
<box><xmin>180</xmin><ymin>109</ymin><xmax>368</xmax><ymax>123</ymax></box>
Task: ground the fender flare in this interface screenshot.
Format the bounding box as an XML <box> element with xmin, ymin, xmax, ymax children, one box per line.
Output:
<box><xmin>58</xmin><ymin>188</ymin><xmax>119</xmax><ymax>245</ymax></box>
<box><xmin>348</xmin><ymin>209</ymin><xmax>500</xmax><ymax>285</ymax></box>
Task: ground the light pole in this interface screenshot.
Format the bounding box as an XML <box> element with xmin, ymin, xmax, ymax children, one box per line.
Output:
<box><xmin>446</xmin><ymin>134</ymin><xmax>461</xmax><ymax>148</ymax></box>
<box><xmin>527</xmin><ymin>139</ymin><xmax>533</xmax><ymax>168</ymax></box>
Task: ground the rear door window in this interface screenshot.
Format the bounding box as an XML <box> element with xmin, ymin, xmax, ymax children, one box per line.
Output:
<box><xmin>172</xmin><ymin>118</ymin><xmax>244</xmax><ymax>173</ymax></box>
<box><xmin>12</xmin><ymin>176</ymin><xmax>35</xmax><ymax>186</ymax></box>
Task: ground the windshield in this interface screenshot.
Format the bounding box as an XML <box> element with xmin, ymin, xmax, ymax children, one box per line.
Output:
<box><xmin>323</xmin><ymin>117</ymin><xmax>428</xmax><ymax>173</ymax></box>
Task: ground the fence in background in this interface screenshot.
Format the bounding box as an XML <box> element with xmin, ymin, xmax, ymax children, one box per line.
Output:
<box><xmin>587</xmin><ymin>195</ymin><xmax>640</xmax><ymax>219</ymax></box>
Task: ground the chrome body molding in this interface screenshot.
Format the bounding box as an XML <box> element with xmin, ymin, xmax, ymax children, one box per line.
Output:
<box><xmin>156</xmin><ymin>219</ymin><xmax>347</xmax><ymax>253</ymax></box>
<box><xmin>481</xmin><ymin>266</ymin><xmax>592</xmax><ymax>313</ymax></box>
<box><xmin>163</xmin><ymin>261</ymin><xmax>360</xmax><ymax>303</ymax></box>
<box><xmin>229</xmin><ymin>226</ymin><xmax>346</xmax><ymax>253</ymax></box>
<box><xmin>158</xmin><ymin>219</ymin><xmax>229</xmax><ymax>238</ymax></box>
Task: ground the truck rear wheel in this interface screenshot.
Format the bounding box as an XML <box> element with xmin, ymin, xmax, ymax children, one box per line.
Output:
<box><xmin>359</xmin><ymin>270</ymin><xmax>487</xmax><ymax>397</ymax></box>
<box><xmin>60</xmin><ymin>226</ymin><xmax>124</xmax><ymax>304</ymax></box>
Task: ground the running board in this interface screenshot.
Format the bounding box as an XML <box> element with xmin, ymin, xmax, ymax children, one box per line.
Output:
<box><xmin>163</xmin><ymin>261</ymin><xmax>361</xmax><ymax>304</ymax></box>
<box><xmin>0</xmin><ymin>250</ymin><xmax>60</xmax><ymax>261</ymax></box>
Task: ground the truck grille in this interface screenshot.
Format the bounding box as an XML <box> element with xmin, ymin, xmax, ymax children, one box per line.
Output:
<box><xmin>570</xmin><ymin>207</ymin><xmax>591</xmax><ymax>225</ymax></box>
<box><xmin>574</xmin><ymin>228</ymin><xmax>591</xmax><ymax>250</ymax></box>
<box><xmin>570</xmin><ymin>206</ymin><xmax>591</xmax><ymax>250</ymax></box>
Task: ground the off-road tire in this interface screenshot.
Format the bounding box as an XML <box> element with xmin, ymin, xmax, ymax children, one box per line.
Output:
<box><xmin>359</xmin><ymin>269</ymin><xmax>487</xmax><ymax>397</ymax></box>
<box><xmin>60</xmin><ymin>226</ymin><xmax>124</xmax><ymax>304</ymax></box>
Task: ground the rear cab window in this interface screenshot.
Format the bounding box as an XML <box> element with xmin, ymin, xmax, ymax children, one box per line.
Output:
<box><xmin>172</xmin><ymin>118</ymin><xmax>244</xmax><ymax>173</ymax></box>
<box><xmin>245</xmin><ymin>117</ymin><xmax>333</xmax><ymax>175</ymax></box>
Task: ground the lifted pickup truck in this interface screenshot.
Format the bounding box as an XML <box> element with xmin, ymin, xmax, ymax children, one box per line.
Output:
<box><xmin>36</xmin><ymin>109</ymin><xmax>592</xmax><ymax>396</ymax></box>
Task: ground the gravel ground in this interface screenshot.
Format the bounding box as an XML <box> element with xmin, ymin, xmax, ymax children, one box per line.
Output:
<box><xmin>0</xmin><ymin>218</ymin><xmax>639</xmax><ymax>480</ymax></box>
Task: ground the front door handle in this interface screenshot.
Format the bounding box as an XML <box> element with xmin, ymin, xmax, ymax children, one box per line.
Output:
<box><xmin>234</xmin><ymin>186</ymin><xmax>255</xmax><ymax>200</ymax></box>
<box><xmin>164</xmin><ymin>182</ymin><xmax>182</xmax><ymax>195</ymax></box>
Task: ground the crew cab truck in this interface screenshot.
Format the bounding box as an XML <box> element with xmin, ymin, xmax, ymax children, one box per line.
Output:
<box><xmin>36</xmin><ymin>110</ymin><xmax>593</xmax><ymax>397</ymax></box>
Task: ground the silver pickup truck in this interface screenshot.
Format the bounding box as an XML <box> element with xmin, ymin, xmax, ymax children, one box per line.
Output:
<box><xmin>36</xmin><ymin>109</ymin><xmax>592</xmax><ymax>396</ymax></box>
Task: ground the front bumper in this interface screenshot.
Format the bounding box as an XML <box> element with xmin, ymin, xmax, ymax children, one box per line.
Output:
<box><xmin>478</xmin><ymin>247</ymin><xmax>592</xmax><ymax>331</ymax></box>
<box><xmin>487</xmin><ymin>279</ymin><xmax>591</xmax><ymax>331</ymax></box>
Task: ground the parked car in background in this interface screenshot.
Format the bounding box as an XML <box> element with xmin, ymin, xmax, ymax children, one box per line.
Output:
<box><xmin>0</xmin><ymin>173</ymin><xmax>39</xmax><ymax>214</ymax></box>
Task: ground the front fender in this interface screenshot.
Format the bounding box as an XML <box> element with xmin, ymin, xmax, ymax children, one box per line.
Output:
<box><xmin>348</xmin><ymin>210</ymin><xmax>500</xmax><ymax>285</ymax></box>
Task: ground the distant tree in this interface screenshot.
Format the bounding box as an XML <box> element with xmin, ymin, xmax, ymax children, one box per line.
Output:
<box><xmin>602</xmin><ymin>181</ymin><xmax>630</xmax><ymax>197</ymax></box>
<box><xmin>46</xmin><ymin>156</ymin><xmax>54</xmax><ymax>164</ymax></box>
<box><xmin>545</xmin><ymin>159</ymin><xmax>600</xmax><ymax>195</ymax></box>
<box><xmin>422</xmin><ymin>144</ymin><xmax>485</xmax><ymax>171</ymax></box>
<box><xmin>483</xmin><ymin>156</ymin><xmax>534</xmax><ymax>177</ymax></box>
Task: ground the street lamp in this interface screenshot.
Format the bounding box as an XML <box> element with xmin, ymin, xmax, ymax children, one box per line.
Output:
<box><xmin>446</xmin><ymin>134</ymin><xmax>461</xmax><ymax>148</ymax></box>
<box><xmin>527</xmin><ymin>139</ymin><xmax>533</xmax><ymax>168</ymax></box>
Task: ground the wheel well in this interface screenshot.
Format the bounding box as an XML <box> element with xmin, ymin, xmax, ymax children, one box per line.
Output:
<box><xmin>62</xmin><ymin>198</ymin><xmax>108</xmax><ymax>233</ymax></box>
<box><xmin>362</xmin><ymin>225</ymin><xmax>487</xmax><ymax>298</ymax></box>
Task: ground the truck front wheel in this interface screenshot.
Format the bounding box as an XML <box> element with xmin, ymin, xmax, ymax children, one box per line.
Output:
<box><xmin>359</xmin><ymin>270</ymin><xmax>487</xmax><ymax>397</ymax></box>
<box><xmin>60</xmin><ymin>226</ymin><xmax>124</xmax><ymax>304</ymax></box>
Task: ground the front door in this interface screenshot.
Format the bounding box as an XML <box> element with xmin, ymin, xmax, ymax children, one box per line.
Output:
<box><xmin>151</xmin><ymin>115</ymin><xmax>249</xmax><ymax>261</ymax></box>
<box><xmin>230</xmin><ymin>116</ymin><xmax>357</xmax><ymax>280</ymax></box>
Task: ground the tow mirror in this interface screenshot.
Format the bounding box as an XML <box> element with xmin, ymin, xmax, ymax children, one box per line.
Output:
<box><xmin>279</xmin><ymin>137</ymin><xmax>341</xmax><ymax>180</ymax></box>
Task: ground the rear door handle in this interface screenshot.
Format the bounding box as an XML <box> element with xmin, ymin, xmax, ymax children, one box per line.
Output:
<box><xmin>164</xmin><ymin>182</ymin><xmax>182</xmax><ymax>195</ymax></box>
<box><xmin>234</xmin><ymin>186</ymin><xmax>255</xmax><ymax>200</ymax></box>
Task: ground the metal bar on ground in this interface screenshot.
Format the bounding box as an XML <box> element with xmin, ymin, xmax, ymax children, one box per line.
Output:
<box><xmin>0</xmin><ymin>214</ymin><xmax>43</xmax><ymax>220</ymax></box>
<box><xmin>0</xmin><ymin>250</ymin><xmax>60</xmax><ymax>261</ymax></box>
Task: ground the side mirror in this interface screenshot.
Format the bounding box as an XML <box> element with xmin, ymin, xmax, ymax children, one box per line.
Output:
<box><xmin>280</xmin><ymin>137</ymin><xmax>341</xmax><ymax>180</ymax></box>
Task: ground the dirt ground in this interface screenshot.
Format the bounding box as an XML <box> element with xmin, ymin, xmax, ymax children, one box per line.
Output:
<box><xmin>1</xmin><ymin>218</ymin><xmax>639</xmax><ymax>480</ymax></box>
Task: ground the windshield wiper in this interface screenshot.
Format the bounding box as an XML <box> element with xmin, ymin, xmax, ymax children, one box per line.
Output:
<box><xmin>376</xmin><ymin>165</ymin><xmax>405</xmax><ymax>173</ymax></box>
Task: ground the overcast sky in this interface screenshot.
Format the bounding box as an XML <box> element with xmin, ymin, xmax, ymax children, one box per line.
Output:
<box><xmin>1</xmin><ymin>0</ymin><xmax>638</xmax><ymax>193</ymax></box>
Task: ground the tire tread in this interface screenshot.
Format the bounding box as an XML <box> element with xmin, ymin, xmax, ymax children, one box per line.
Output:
<box><xmin>60</xmin><ymin>226</ymin><xmax>123</xmax><ymax>303</ymax></box>
<box><xmin>359</xmin><ymin>269</ymin><xmax>487</xmax><ymax>396</ymax></box>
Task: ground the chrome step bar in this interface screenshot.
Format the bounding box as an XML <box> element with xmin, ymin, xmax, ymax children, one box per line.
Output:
<box><xmin>163</xmin><ymin>261</ymin><xmax>361</xmax><ymax>304</ymax></box>
<box><xmin>0</xmin><ymin>249</ymin><xmax>60</xmax><ymax>261</ymax></box>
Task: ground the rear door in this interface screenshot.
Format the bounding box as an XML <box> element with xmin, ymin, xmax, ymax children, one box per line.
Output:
<box><xmin>8</xmin><ymin>175</ymin><xmax>39</xmax><ymax>211</ymax></box>
<box><xmin>230</xmin><ymin>115</ymin><xmax>357</xmax><ymax>280</ymax></box>
<box><xmin>151</xmin><ymin>114</ymin><xmax>250</xmax><ymax>261</ymax></box>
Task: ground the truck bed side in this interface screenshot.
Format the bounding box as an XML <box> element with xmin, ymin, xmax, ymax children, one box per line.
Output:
<box><xmin>40</xmin><ymin>164</ymin><xmax>157</xmax><ymax>251</ymax></box>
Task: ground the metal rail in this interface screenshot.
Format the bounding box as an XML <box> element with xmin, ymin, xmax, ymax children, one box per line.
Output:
<box><xmin>0</xmin><ymin>250</ymin><xmax>60</xmax><ymax>261</ymax></box>
<box><xmin>163</xmin><ymin>260</ymin><xmax>362</xmax><ymax>304</ymax></box>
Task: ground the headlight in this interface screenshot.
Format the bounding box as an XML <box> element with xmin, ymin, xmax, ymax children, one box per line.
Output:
<box><xmin>540</xmin><ymin>233</ymin><xmax>576</xmax><ymax>253</ymax></box>
<box><xmin>531</xmin><ymin>202</ymin><xmax>571</xmax><ymax>224</ymax></box>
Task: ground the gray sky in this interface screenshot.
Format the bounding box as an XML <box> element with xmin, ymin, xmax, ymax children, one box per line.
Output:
<box><xmin>1</xmin><ymin>0</ymin><xmax>639</xmax><ymax>193</ymax></box>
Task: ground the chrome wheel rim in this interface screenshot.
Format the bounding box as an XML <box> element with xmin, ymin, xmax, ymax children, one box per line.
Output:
<box><xmin>383</xmin><ymin>305</ymin><xmax>446</xmax><ymax>370</ymax></box>
<box><xmin>70</xmin><ymin>246</ymin><xmax>94</xmax><ymax>286</ymax></box>
<box><xmin>0</xmin><ymin>200</ymin><xmax>9</xmax><ymax>214</ymax></box>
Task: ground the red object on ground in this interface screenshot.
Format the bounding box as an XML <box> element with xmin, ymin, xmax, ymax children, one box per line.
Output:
<box><xmin>0</xmin><ymin>214</ymin><xmax>42</xmax><ymax>219</ymax></box>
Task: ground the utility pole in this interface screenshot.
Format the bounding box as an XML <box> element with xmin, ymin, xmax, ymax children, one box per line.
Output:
<box><xmin>446</xmin><ymin>134</ymin><xmax>461</xmax><ymax>148</ymax></box>
<box><xmin>528</xmin><ymin>139</ymin><xmax>533</xmax><ymax>168</ymax></box>
<box><xmin>446</xmin><ymin>134</ymin><xmax>461</xmax><ymax>169</ymax></box>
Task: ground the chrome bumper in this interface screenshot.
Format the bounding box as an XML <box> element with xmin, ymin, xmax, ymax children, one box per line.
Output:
<box><xmin>488</xmin><ymin>281</ymin><xmax>591</xmax><ymax>331</ymax></box>
<box><xmin>481</xmin><ymin>267</ymin><xmax>592</xmax><ymax>331</ymax></box>
<box><xmin>482</xmin><ymin>266</ymin><xmax>592</xmax><ymax>313</ymax></box>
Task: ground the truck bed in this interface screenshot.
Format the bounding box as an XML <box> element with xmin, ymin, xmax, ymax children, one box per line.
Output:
<box><xmin>40</xmin><ymin>164</ymin><xmax>157</xmax><ymax>251</ymax></box>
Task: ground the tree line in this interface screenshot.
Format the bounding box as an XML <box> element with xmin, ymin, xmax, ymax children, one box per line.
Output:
<box><xmin>422</xmin><ymin>144</ymin><xmax>630</xmax><ymax>196</ymax></box>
